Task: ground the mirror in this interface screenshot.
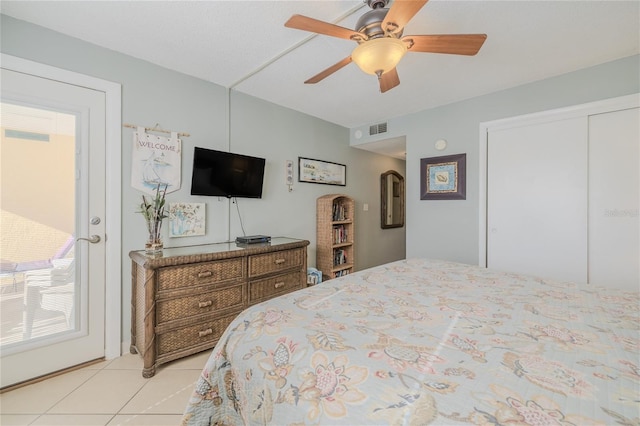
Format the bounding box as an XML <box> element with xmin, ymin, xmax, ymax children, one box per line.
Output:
<box><xmin>381</xmin><ymin>170</ymin><xmax>404</xmax><ymax>229</ymax></box>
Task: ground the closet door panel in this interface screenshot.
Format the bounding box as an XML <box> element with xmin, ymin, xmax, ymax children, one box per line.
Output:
<box><xmin>588</xmin><ymin>107</ymin><xmax>639</xmax><ymax>290</ymax></box>
<box><xmin>487</xmin><ymin>117</ymin><xmax>588</xmax><ymax>283</ymax></box>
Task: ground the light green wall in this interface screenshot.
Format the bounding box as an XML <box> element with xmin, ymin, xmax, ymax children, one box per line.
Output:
<box><xmin>228</xmin><ymin>91</ymin><xmax>406</xmax><ymax>269</ymax></box>
<box><xmin>351</xmin><ymin>54</ymin><xmax>640</xmax><ymax>265</ymax></box>
<box><xmin>1</xmin><ymin>14</ymin><xmax>406</xmax><ymax>349</ymax></box>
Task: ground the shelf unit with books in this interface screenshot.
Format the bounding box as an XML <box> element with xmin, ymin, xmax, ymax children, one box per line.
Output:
<box><xmin>317</xmin><ymin>194</ymin><xmax>355</xmax><ymax>281</ymax></box>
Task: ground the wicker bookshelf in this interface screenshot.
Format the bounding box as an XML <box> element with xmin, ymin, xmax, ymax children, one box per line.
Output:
<box><xmin>317</xmin><ymin>194</ymin><xmax>355</xmax><ymax>281</ymax></box>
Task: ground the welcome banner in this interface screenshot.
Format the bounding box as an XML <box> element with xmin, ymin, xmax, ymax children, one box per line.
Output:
<box><xmin>131</xmin><ymin>127</ymin><xmax>181</xmax><ymax>194</ymax></box>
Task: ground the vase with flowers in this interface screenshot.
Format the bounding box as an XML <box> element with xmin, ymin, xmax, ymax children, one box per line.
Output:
<box><xmin>138</xmin><ymin>183</ymin><xmax>168</xmax><ymax>254</ymax></box>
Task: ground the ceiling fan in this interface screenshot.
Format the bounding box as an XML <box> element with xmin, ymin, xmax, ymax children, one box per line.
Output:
<box><xmin>285</xmin><ymin>0</ymin><xmax>487</xmax><ymax>93</ymax></box>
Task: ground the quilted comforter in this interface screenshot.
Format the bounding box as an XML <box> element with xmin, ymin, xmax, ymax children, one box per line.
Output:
<box><xmin>182</xmin><ymin>258</ymin><xmax>640</xmax><ymax>425</ymax></box>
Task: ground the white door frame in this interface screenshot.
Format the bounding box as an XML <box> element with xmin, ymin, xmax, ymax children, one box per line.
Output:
<box><xmin>478</xmin><ymin>93</ymin><xmax>640</xmax><ymax>268</ymax></box>
<box><xmin>1</xmin><ymin>53</ymin><xmax>122</xmax><ymax>359</ymax></box>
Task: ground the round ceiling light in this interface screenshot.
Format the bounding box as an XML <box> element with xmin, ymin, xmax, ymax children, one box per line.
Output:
<box><xmin>351</xmin><ymin>37</ymin><xmax>408</xmax><ymax>76</ymax></box>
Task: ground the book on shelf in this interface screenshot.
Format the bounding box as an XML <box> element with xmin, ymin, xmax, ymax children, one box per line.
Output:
<box><xmin>333</xmin><ymin>225</ymin><xmax>348</xmax><ymax>244</ymax></box>
<box><xmin>332</xmin><ymin>203</ymin><xmax>348</xmax><ymax>221</ymax></box>
<box><xmin>333</xmin><ymin>249</ymin><xmax>347</xmax><ymax>266</ymax></box>
<box><xmin>334</xmin><ymin>269</ymin><xmax>350</xmax><ymax>278</ymax></box>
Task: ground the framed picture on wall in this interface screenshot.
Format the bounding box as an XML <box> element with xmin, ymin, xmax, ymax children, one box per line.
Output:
<box><xmin>298</xmin><ymin>157</ymin><xmax>346</xmax><ymax>186</ymax></box>
<box><xmin>169</xmin><ymin>202</ymin><xmax>206</xmax><ymax>237</ymax></box>
<box><xmin>420</xmin><ymin>153</ymin><xmax>466</xmax><ymax>200</ymax></box>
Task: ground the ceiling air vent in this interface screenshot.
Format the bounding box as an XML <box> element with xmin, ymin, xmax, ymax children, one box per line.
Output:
<box><xmin>369</xmin><ymin>122</ymin><xmax>388</xmax><ymax>136</ymax></box>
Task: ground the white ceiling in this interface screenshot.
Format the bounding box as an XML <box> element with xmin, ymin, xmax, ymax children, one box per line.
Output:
<box><xmin>2</xmin><ymin>0</ymin><xmax>638</xmax><ymax>133</ymax></box>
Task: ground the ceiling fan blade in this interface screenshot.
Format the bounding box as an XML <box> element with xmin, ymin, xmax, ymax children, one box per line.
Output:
<box><xmin>285</xmin><ymin>14</ymin><xmax>365</xmax><ymax>41</ymax></box>
<box><xmin>379</xmin><ymin>68</ymin><xmax>400</xmax><ymax>93</ymax></box>
<box><xmin>382</xmin><ymin>0</ymin><xmax>429</xmax><ymax>35</ymax></box>
<box><xmin>305</xmin><ymin>56</ymin><xmax>353</xmax><ymax>84</ymax></box>
<box><xmin>403</xmin><ymin>34</ymin><xmax>487</xmax><ymax>55</ymax></box>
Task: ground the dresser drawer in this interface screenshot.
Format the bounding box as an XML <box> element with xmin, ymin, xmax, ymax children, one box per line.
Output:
<box><xmin>248</xmin><ymin>248</ymin><xmax>304</xmax><ymax>278</ymax></box>
<box><xmin>157</xmin><ymin>311</ymin><xmax>239</xmax><ymax>356</ymax></box>
<box><xmin>249</xmin><ymin>271</ymin><xmax>304</xmax><ymax>303</ymax></box>
<box><xmin>157</xmin><ymin>258</ymin><xmax>244</xmax><ymax>291</ymax></box>
<box><xmin>156</xmin><ymin>283</ymin><xmax>244</xmax><ymax>325</ymax></box>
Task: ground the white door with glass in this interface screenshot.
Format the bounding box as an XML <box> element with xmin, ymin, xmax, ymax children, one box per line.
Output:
<box><xmin>0</xmin><ymin>68</ymin><xmax>106</xmax><ymax>388</ymax></box>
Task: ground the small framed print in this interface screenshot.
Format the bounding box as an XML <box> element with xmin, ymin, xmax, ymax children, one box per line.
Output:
<box><xmin>169</xmin><ymin>202</ymin><xmax>206</xmax><ymax>237</ymax></box>
<box><xmin>420</xmin><ymin>153</ymin><xmax>466</xmax><ymax>200</ymax></box>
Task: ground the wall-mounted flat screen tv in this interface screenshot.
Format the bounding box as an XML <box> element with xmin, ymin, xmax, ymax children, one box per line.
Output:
<box><xmin>190</xmin><ymin>147</ymin><xmax>266</xmax><ymax>198</ymax></box>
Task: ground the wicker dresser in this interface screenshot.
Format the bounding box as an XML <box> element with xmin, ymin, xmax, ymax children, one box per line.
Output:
<box><xmin>129</xmin><ymin>237</ymin><xmax>309</xmax><ymax>377</ymax></box>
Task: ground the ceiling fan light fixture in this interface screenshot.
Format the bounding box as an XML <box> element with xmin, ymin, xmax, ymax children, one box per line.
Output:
<box><xmin>351</xmin><ymin>37</ymin><xmax>407</xmax><ymax>76</ymax></box>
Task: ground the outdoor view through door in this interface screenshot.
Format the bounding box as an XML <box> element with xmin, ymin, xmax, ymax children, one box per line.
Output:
<box><xmin>0</xmin><ymin>103</ymin><xmax>78</xmax><ymax>346</ymax></box>
<box><xmin>1</xmin><ymin>64</ymin><xmax>107</xmax><ymax>388</ymax></box>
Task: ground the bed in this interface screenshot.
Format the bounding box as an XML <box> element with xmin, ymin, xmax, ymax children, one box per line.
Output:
<box><xmin>182</xmin><ymin>258</ymin><xmax>639</xmax><ymax>425</ymax></box>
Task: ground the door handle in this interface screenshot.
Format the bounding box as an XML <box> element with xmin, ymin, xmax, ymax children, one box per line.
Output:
<box><xmin>77</xmin><ymin>235</ymin><xmax>101</xmax><ymax>244</ymax></box>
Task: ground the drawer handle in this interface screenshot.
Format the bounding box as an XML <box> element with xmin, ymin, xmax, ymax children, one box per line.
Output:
<box><xmin>198</xmin><ymin>328</ymin><xmax>213</xmax><ymax>338</ymax></box>
<box><xmin>274</xmin><ymin>259</ymin><xmax>286</xmax><ymax>265</ymax></box>
<box><xmin>198</xmin><ymin>300</ymin><xmax>213</xmax><ymax>308</ymax></box>
<box><xmin>274</xmin><ymin>281</ymin><xmax>285</xmax><ymax>289</ymax></box>
<box><xmin>198</xmin><ymin>271</ymin><xmax>213</xmax><ymax>278</ymax></box>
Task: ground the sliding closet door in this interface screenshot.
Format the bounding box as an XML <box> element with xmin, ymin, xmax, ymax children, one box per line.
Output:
<box><xmin>588</xmin><ymin>108</ymin><xmax>639</xmax><ymax>290</ymax></box>
<box><xmin>487</xmin><ymin>117</ymin><xmax>588</xmax><ymax>282</ymax></box>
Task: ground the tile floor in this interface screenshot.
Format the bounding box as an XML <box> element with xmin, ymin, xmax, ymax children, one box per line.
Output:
<box><xmin>0</xmin><ymin>351</ymin><xmax>209</xmax><ymax>426</ymax></box>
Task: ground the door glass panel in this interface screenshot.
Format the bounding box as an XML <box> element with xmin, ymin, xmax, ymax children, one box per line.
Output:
<box><xmin>0</xmin><ymin>102</ymin><xmax>77</xmax><ymax>348</ymax></box>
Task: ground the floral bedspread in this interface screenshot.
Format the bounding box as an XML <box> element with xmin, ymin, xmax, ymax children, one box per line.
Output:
<box><xmin>182</xmin><ymin>258</ymin><xmax>640</xmax><ymax>425</ymax></box>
